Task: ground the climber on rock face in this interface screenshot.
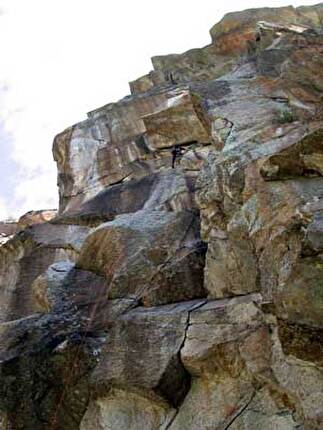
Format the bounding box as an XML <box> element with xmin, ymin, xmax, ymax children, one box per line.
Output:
<box><xmin>165</xmin><ymin>71</ymin><xmax>176</xmax><ymax>85</ymax></box>
<box><xmin>169</xmin><ymin>72</ymin><xmax>176</xmax><ymax>85</ymax></box>
<box><xmin>171</xmin><ymin>145</ymin><xmax>184</xmax><ymax>169</ymax></box>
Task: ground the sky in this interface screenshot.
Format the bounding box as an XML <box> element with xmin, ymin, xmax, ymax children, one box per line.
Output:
<box><xmin>0</xmin><ymin>0</ymin><xmax>319</xmax><ymax>220</ymax></box>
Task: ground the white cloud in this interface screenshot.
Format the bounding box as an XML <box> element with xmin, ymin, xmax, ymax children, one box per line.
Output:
<box><xmin>0</xmin><ymin>0</ymin><xmax>319</xmax><ymax>219</ymax></box>
<box><xmin>13</xmin><ymin>169</ymin><xmax>57</xmax><ymax>214</ymax></box>
<box><xmin>0</xmin><ymin>197</ymin><xmax>8</xmax><ymax>220</ymax></box>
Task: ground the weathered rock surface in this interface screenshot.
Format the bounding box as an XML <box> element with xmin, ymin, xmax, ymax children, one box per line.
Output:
<box><xmin>0</xmin><ymin>223</ymin><xmax>91</xmax><ymax>322</ymax></box>
<box><xmin>0</xmin><ymin>211</ymin><xmax>57</xmax><ymax>248</ymax></box>
<box><xmin>80</xmin><ymin>389</ymin><xmax>176</xmax><ymax>430</ymax></box>
<box><xmin>18</xmin><ymin>209</ymin><xmax>57</xmax><ymax>230</ymax></box>
<box><xmin>77</xmin><ymin>210</ymin><xmax>206</xmax><ymax>305</ymax></box>
<box><xmin>0</xmin><ymin>3</ymin><xmax>323</xmax><ymax>430</ymax></box>
<box><xmin>53</xmin><ymin>170</ymin><xmax>199</xmax><ymax>226</ymax></box>
<box><xmin>91</xmin><ymin>300</ymin><xmax>205</xmax><ymax>405</ymax></box>
<box><xmin>53</xmin><ymin>88</ymin><xmax>213</xmax><ymax>216</ymax></box>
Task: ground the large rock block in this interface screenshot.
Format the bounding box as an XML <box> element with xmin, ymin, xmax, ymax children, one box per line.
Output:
<box><xmin>198</xmin><ymin>128</ymin><xmax>323</xmax><ymax>329</ymax></box>
<box><xmin>0</xmin><ymin>223</ymin><xmax>91</xmax><ymax>321</ymax></box>
<box><xmin>18</xmin><ymin>209</ymin><xmax>57</xmax><ymax>230</ymax></box>
<box><xmin>228</xmin><ymin>387</ymin><xmax>300</xmax><ymax>430</ymax></box>
<box><xmin>54</xmin><ymin>170</ymin><xmax>199</xmax><ymax>226</ymax></box>
<box><xmin>142</xmin><ymin>89</ymin><xmax>211</xmax><ymax>149</ymax></box>
<box><xmin>168</xmin><ymin>296</ymin><xmax>263</xmax><ymax>429</ymax></box>
<box><xmin>91</xmin><ymin>301</ymin><xmax>205</xmax><ymax>406</ymax></box>
<box><xmin>169</xmin><ymin>296</ymin><xmax>323</xmax><ymax>430</ymax></box>
<box><xmin>169</xmin><ymin>376</ymin><xmax>254</xmax><ymax>430</ymax></box>
<box><xmin>0</xmin><ymin>313</ymin><xmax>99</xmax><ymax>430</ymax></box>
<box><xmin>77</xmin><ymin>210</ymin><xmax>206</xmax><ymax>306</ymax></box>
<box><xmin>80</xmin><ymin>389</ymin><xmax>175</xmax><ymax>430</ymax></box>
<box><xmin>53</xmin><ymin>88</ymin><xmax>212</xmax><ymax>215</ymax></box>
<box><xmin>209</xmin><ymin>5</ymin><xmax>323</xmax><ymax>54</ymax></box>
<box><xmin>180</xmin><ymin>294</ymin><xmax>264</xmax><ymax>376</ymax></box>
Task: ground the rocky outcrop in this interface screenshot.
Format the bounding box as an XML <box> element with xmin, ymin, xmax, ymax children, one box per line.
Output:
<box><xmin>0</xmin><ymin>223</ymin><xmax>91</xmax><ymax>322</ymax></box>
<box><xmin>0</xmin><ymin>210</ymin><xmax>58</xmax><ymax>247</ymax></box>
<box><xmin>0</xmin><ymin>3</ymin><xmax>323</xmax><ymax>430</ymax></box>
<box><xmin>77</xmin><ymin>210</ymin><xmax>206</xmax><ymax>306</ymax></box>
<box><xmin>18</xmin><ymin>209</ymin><xmax>57</xmax><ymax>230</ymax></box>
<box><xmin>53</xmin><ymin>88</ymin><xmax>212</xmax><ymax>217</ymax></box>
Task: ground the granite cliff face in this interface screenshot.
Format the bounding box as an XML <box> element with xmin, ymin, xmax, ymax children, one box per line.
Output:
<box><xmin>1</xmin><ymin>4</ymin><xmax>323</xmax><ymax>429</ymax></box>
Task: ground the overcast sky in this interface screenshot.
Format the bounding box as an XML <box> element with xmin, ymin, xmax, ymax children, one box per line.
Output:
<box><xmin>0</xmin><ymin>0</ymin><xmax>318</xmax><ymax>220</ymax></box>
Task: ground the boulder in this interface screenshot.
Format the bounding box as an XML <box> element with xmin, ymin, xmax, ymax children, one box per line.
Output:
<box><xmin>54</xmin><ymin>170</ymin><xmax>199</xmax><ymax>226</ymax></box>
<box><xmin>92</xmin><ymin>301</ymin><xmax>205</xmax><ymax>406</ymax></box>
<box><xmin>209</xmin><ymin>5</ymin><xmax>323</xmax><ymax>53</ymax></box>
<box><xmin>0</xmin><ymin>223</ymin><xmax>91</xmax><ymax>321</ymax></box>
<box><xmin>77</xmin><ymin>210</ymin><xmax>206</xmax><ymax>306</ymax></box>
<box><xmin>80</xmin><ymin>389</ymin><xmax>175</xmax><ymax>430</ymax></box>
<box><xmin>18</xmin><ymin>209</ymin><xmax>57</xmax><ymax>230</ymax></box>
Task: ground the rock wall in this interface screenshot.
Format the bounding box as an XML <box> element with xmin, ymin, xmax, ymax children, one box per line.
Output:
<box><xmin>0</xmin><ymin>4</ymin><xmax>323</xmax><ymax>429</ymax></box>
<box><xmin>17</xmin><ymin>210</ymin><xmax>57</xmax><ymax>230</ymax></box>
<box><xmin>0</xmin><ymin>211</ymin><xmax>57</xmax><ymax>247</ymax></box>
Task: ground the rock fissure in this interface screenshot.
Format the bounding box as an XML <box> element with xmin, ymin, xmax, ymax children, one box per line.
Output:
<box><xmin>163</xmin><ymin>301</ymin><xmax>208</xmax><ymax>430</ymax></box>
<box><xmin>224</xmin><ymin>390</ymin><xmax>257</xmax><ymax>430</ymax></box>
<box><xmin>1</xmin><ymin>4</ymin><xmax>323</xmax><ymax>429</ymax></box>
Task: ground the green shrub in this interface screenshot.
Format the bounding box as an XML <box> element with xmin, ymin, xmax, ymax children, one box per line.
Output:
<box><xmin>275</xmin><ymin>108</ymin><xmax>296</xmax><ymax>124</ymax></box>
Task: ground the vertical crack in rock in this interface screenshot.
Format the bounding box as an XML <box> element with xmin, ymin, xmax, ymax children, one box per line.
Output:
<box><xmin>224</xmin><ymin>391</ymin><xmax>257</xmax><ymax>430</ymax></box>
<box><xmin>2</xmin><ymin>4</ymin><xmax>323</xmax><ymax>429</ymax></box>
<box><xmin>164</xmin><ymin>300</ymin><xmax>208</xmax><ymax>429</ymax></box>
